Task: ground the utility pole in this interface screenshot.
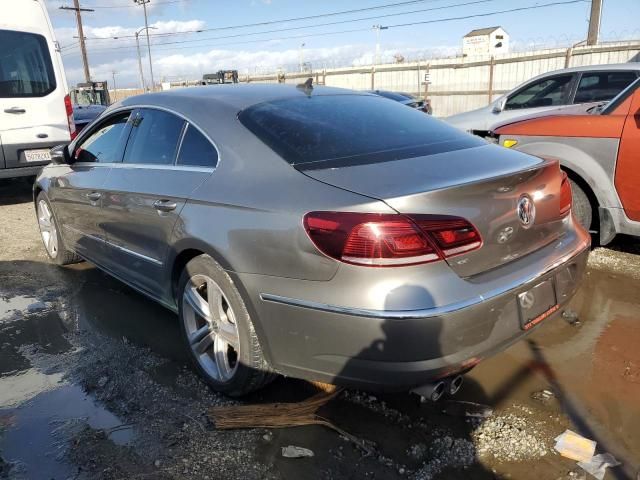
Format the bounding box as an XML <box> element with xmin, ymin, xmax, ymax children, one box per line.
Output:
<box><xmin>587</xmin><ymin>0</ymin><xmax>603</xmax><ymax>46</ymax></box>
<box><xmin>298</xmin><ymin>43</ymin><xmax>305</xmax><ymax>72</ymax></box>
<box><xmin>134</xmin><ymin>0</ymin><xmax>155</xmax><ymax>91</ymax></box>
<box><xmin>111</xmin><ymin>71</ymin><xmax>117</xmax><ymax>102</ymax></box>
<box><xmin>59</xmin><ymin>1</ymin><xmax>94</xmax><ymax>83</ymax></box>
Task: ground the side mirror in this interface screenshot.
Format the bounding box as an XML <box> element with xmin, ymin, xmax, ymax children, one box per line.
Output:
<box><xmin>50</xmin><ymin>144</ymin><xmax>71</xmax><ymax>165</ymax></box>
<box><xmin>493</xmin><ymin>98</ymin><xmax>507</xmax><ymax>114</ymax></box>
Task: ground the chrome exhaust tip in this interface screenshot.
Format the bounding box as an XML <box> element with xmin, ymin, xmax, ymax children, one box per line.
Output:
<box><xmin>412</xmin><ymin>381</ymin><xmax>447</xmax><ymax>402</ymax></box>
<box><xmin>448</xmin><ymin>375</ymin><xmax>464</xmax><ymax>395</ymax></box>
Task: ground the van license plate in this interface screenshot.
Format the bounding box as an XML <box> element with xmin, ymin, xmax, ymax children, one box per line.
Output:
<box><xmin>24</xmin><ymin>149</ymin><xmax>51</xmax><ymax>162</ymax></box>
<box><xmin>518</xmin><ymin>279</ymin><xmax>558</xmax><ymax>330</ymax></box>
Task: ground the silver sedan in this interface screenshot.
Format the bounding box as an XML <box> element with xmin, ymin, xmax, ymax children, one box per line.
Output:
<box><xmin>34</xmin><ymin>84</ymin><xmax>590</xmax><ymax>397</ymax></box>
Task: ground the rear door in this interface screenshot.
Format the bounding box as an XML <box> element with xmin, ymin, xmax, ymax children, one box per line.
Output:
<box><xmin>101</xmin><ymin>108</ymin><xmax>216</xmax><ymax>296</ymax></box>
<box><xmin>572</xmin><ymin>70</ymin><xmax>638</xmax><ymax>104</ymax></box>
<box><xmin>0</xmin><ymin>28</ymin><xmax>69</xmax><ymax>169</ymax></box>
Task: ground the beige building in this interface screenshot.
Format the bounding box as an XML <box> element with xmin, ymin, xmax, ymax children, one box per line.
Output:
<box><xmin>462</xmin><ymin>27</ymin><xmax>509</xmax><ymax>57</ymax></box>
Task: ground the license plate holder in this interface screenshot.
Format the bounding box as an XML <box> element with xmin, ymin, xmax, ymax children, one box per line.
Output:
<box><xmin>517</xmin><ymin>278</ymin><xmax>559</xmax><ymax>330</ymax></box>
<box><xmin>23</xmin><ymin>149</ymin><xmax>51</xmax><ymax>162</ymax></box>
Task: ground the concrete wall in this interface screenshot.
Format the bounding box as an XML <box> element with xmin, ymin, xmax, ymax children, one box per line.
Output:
<box><xmin>240</xmin><ymin>41</ymin><xmax>640</xmax><ymax>117</ymax></box>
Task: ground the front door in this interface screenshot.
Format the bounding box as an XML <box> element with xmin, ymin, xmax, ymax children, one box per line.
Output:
<box><xmin>614</xmin><ymin>87</ymin><xmax>640</xmax><ymax>222</ymax></box>
<box><xmin>49</xmin><ymin>111</ymin><xmax>132</xmax><ymax>263</ymax></box>
<box><xmin>101</xmin><ymin>108</ymin><xmax>216</xmax><ymax>298</ymax></box>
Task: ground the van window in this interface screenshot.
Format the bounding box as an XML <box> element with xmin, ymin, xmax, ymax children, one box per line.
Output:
<box><xmin>0</xmin><ymin>29</ymin><xmax>56</xmax><ymax>98</ymax></box>
<box><xmin>123</xmin><ymin>109</ymin><xmax>185</xmax><ymax>165</ymax></box>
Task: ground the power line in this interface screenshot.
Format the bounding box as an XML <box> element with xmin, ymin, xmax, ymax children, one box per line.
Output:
<box><xmin>88</xmin><ymin>0</ymin><xmax>186</xmax><ymax>8</ymax></box>
<box><xmin>82</xmin><ymin>0</ymin><xmax>472</xmax><ymax>39</ymax></box>
<box><xmin>82</xmin><ymin>0</ymin><xmax>499</xmax><ymax>44</ymax></box>
<box><xmin>62</xmin><ymin>0</ymin><xmax>590</xmax><ymax>57</ymax></box>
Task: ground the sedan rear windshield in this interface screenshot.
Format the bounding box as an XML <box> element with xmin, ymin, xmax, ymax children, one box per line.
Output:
<box><xmin>238</xmin><ymin>94</ymin><xmax>483</xmax><ymax>169</ymax></box>
<box><xmin>0</xmin><ymin>29</ymin><xmax>56</xmax><ymax>98</ymax></box>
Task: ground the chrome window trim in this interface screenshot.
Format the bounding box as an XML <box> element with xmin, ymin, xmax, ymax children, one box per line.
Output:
<box><xmin>63</xmin><ymin>224</ymin><xmax>163</xmax><ymax>266</ymax></box>
<box><xmin>260</xmin><ymin>243</ymin><xmax>589</xmax><ymax>320</ymax></box>
<box><xmin>71</xmin><ymin>161</ymin><xmax>214</xmax><ymax>173</ymax></box>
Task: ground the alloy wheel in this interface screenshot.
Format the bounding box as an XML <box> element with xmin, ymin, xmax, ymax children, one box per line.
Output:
<box><xmin>182</xmin><ymin>274</ymin><xmax>240</xmax><ymax>382</ymax></box>
<box><xmin>37</xmin><ymin>199</ymin><xmax>58</xmax><ymax>258</ymax></box>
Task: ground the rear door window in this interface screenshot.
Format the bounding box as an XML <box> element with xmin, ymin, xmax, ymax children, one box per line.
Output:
<box><xmin>573</xmin><ymin>71</ymin><xmax>638</xmax><ymax>103</ymax></box>
<box><xmin>177</xmin><ymin>124</ymin><xmax>218</xmax><ymax>168</ymax></box>
<box><xmin>0</xmin><ymin>29</ymin><xmax>56</xmax><ymax>98</ymax></box>
<box><xmin>239</xmin><ymin>94</ymin><xmax>482</xmax><ymax>168</ymax></box>
<box><xmin>123</xmin><ymin>108</ymin><xmax>185</xmax><ymax>165</ymax></box>
<box><xmin>505</xmin><ymin>75</ymin><xmax>574</xmax><ymax>110</ymax></box>
<box><xmin>74</xmin><ymin>112</ymin><xmax>131</xmax><ymax>163</ymax></box>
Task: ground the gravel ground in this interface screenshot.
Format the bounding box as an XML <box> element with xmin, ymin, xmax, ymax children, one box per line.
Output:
<box><xmin>2</xmin><ymin>178</ymin><xmax>640</xmax><ymax>479</ymax></box>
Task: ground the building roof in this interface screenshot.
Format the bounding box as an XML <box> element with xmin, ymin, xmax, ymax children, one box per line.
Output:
<box><xmin>464</xmin><ymin>27</ymin><xmax>502</xmax><ymax>37</ymax></box>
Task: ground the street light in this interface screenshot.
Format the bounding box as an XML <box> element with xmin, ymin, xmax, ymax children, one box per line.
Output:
<box><xmin>134</xmin><ymin>0</ymin><xmax>155</xmax><ymax>91</ymax></box>
<box><xmin>134</xmin><ymin>26</ymin><xmax>156</xmax><ymax>91</ymax></box>
<box><xmin>299</xmin><ymin>43</ymin><xmax>305</xmax><ymax>73</ymax></box>
<box><xmin>372</xmin><ymin>25</ymin><xmax>388</xmax><ymax>66</ymax></box>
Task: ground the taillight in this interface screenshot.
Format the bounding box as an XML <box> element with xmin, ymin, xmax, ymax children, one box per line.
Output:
<box><xmin>304</xmin><ymin>212</ymin><xmax>481</xmax><ymax>267</ymax></box>
<box><xmin>64</xmin><ymin>94</ymin><xmax>77</xmax><ymax>140</ymax></box>
<box><xmin>560</xmin><ymin>171</ymin><xmax>572</xmax><ymax>216</ymax></box>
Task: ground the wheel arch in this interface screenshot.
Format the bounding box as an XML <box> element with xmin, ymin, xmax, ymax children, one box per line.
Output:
<box><xmin>168</xmin><ymin>239</ymin><xmax>277</xmax><ymax>367</ymax></box>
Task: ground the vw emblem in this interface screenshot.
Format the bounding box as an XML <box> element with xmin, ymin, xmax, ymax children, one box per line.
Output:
<box><xmin>517</xmin><ymin>195</ymin><xmax>536</xmax><ymax>228</ymax></box>
<box><xmin>519</xmin><ymin>291</ymin><xmax>536</xmax><ymax>310</ymax></box>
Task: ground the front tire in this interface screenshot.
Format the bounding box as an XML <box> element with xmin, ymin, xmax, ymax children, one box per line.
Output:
<box><xmin>177</xmin><ymin>254</ymin><xmax>274</xmax><ymax>396</ymax></box>
<box><xmin>36</xmin><ymin>192</ymin><xmax>82</xmax><ymax>265</ymax></box>
<box><xmin>569</xmin><ymin>179</ymin><xmax>593</xmax><ymax>232</ymax></box>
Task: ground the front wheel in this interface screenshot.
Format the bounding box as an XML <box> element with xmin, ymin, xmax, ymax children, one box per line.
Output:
<box><xmin>569</xmin><ymin>179</ymin><xmax>593</xmax><ymax>232</ymax></box>
<box><xmin>177</xmin><ymin>254</ymin><xmax>275</xmax><ymax>396</ymax></box>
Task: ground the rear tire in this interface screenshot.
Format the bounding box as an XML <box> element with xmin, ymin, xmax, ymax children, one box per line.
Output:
<box><xmin>177</xmin><ymin>254</ymin><xmax>275</xmax><ymax>396</ymax></box>
<box><xmin>570</xmin><ymin>179</ymin><xmax>593</xmax><ymax>232</ymax></box>
<box><xmin>36</xmin><ymin>192</ymin><xmax>82</xmax><ymax>266</ymax></box>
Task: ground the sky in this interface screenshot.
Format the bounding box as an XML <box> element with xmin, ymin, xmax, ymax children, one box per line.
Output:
<box><xmin>45</xmin><ymin>0</ymin><xmax>640</xmax><ymax>88</ymax></box>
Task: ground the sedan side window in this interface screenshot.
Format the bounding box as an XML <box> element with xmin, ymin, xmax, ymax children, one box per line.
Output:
<box><xmin>123</xmin><ymin>109</ymin><xmax>185</xmax><ymax>165</ymax></box>
<box><xmin>574</xmin><ymin>72</ymin><xmax>638</xmax><ymax>103</ymax></box>
<box><xmin>176</xmin><ymin>124</ymin><xmax>218</xmax><ymax>168</ymax></box>
<box><xmin>73</xmin><ymin>112</ymin><xmax>131</xmax><ymax>163</ymax></box>
<box><xmin>505</xmin><ymin>75</ymin><xmax>574</xmax><ymax>110</ymax></box>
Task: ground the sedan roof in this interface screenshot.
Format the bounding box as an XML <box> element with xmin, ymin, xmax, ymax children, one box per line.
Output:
<box><xmin>118</xmin><ymin>84</ymin><xmax>365</xmax><ymax>112</ymax></box>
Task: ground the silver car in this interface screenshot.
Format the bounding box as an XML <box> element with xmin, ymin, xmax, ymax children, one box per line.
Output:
<box><xmin>34</xmin><ymin>85</ymin><xmax>590</xmax><ymax>397</ymax></box>
<box><xmin>445</xmin><ymin>63</ymin><xmax>639</xmax><ymax>136</ymax></box>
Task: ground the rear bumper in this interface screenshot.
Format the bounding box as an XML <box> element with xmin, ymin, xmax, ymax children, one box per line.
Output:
<box><xmin>239</xmin><ymin>223</ymin><xmax>590</xmax><ymax>391</ymax></box>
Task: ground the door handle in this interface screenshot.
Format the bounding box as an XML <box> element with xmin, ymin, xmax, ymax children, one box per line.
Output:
<box><xmin>4</xmin><ymin>107</ymin><xmax>26</xmax><ymax>114</ymax></box>
<box><xmin>86</xmin><ymin>192</ymin><xmax>102</xmax><ymax>202</ymax></box>
<box><xmin>153</xmin><ymin>199</ymin><xmax>177</xmax><ymax>212</ymax></box>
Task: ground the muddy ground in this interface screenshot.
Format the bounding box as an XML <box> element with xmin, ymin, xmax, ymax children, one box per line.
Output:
<box><xmin>1</xmin><ymin>178</ymin><xmax>639</xmax><ymax>480</ymax></box>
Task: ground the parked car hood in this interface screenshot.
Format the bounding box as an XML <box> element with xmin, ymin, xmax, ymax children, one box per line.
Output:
<box><xmin>488</xmin><ymin>101</ymin><xmax>603</xmax><ymax>133</ymax></box>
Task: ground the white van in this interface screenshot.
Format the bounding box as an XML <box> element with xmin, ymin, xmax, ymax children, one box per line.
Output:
<box><xmin>0</xmin><ymin>0</ymin><xmax>75</xmax><ymax>179</ymax></box>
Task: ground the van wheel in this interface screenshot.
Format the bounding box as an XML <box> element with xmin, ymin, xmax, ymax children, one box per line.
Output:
<box><xmin>36</xmin><ymin>192</ymin><xmax>82</xmax><ymax>265</ymax></box>
<box><xmin>177</xmin><ymin>254</ymin><xmax>275</xmax><ymax>397</ymax></box>
<box><xmin>570</xmin><ymin>180</ymin><xmax>593</xmax><ymax>232</ymax></box>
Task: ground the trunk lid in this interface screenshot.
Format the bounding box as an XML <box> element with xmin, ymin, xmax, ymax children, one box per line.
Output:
<box><xmin>300</xmin><ymin>144</ymin><xmax>567</xmax><ymax>277</ymax></box>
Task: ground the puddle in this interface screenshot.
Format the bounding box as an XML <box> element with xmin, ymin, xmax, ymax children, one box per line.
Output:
<box><xmin>467</xmin><ymin>268</ymin><xmax>640</xmax><ymax>473</ymax></box>
<box><xmin>0</xmin><ymin>382</ymin><xmax>133</xmax><ymax>480</ymax></box>
<box><xmin>0</xmin><ymin>295</ymin><xmax>41</xmax><ymax>319</ymax></box>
